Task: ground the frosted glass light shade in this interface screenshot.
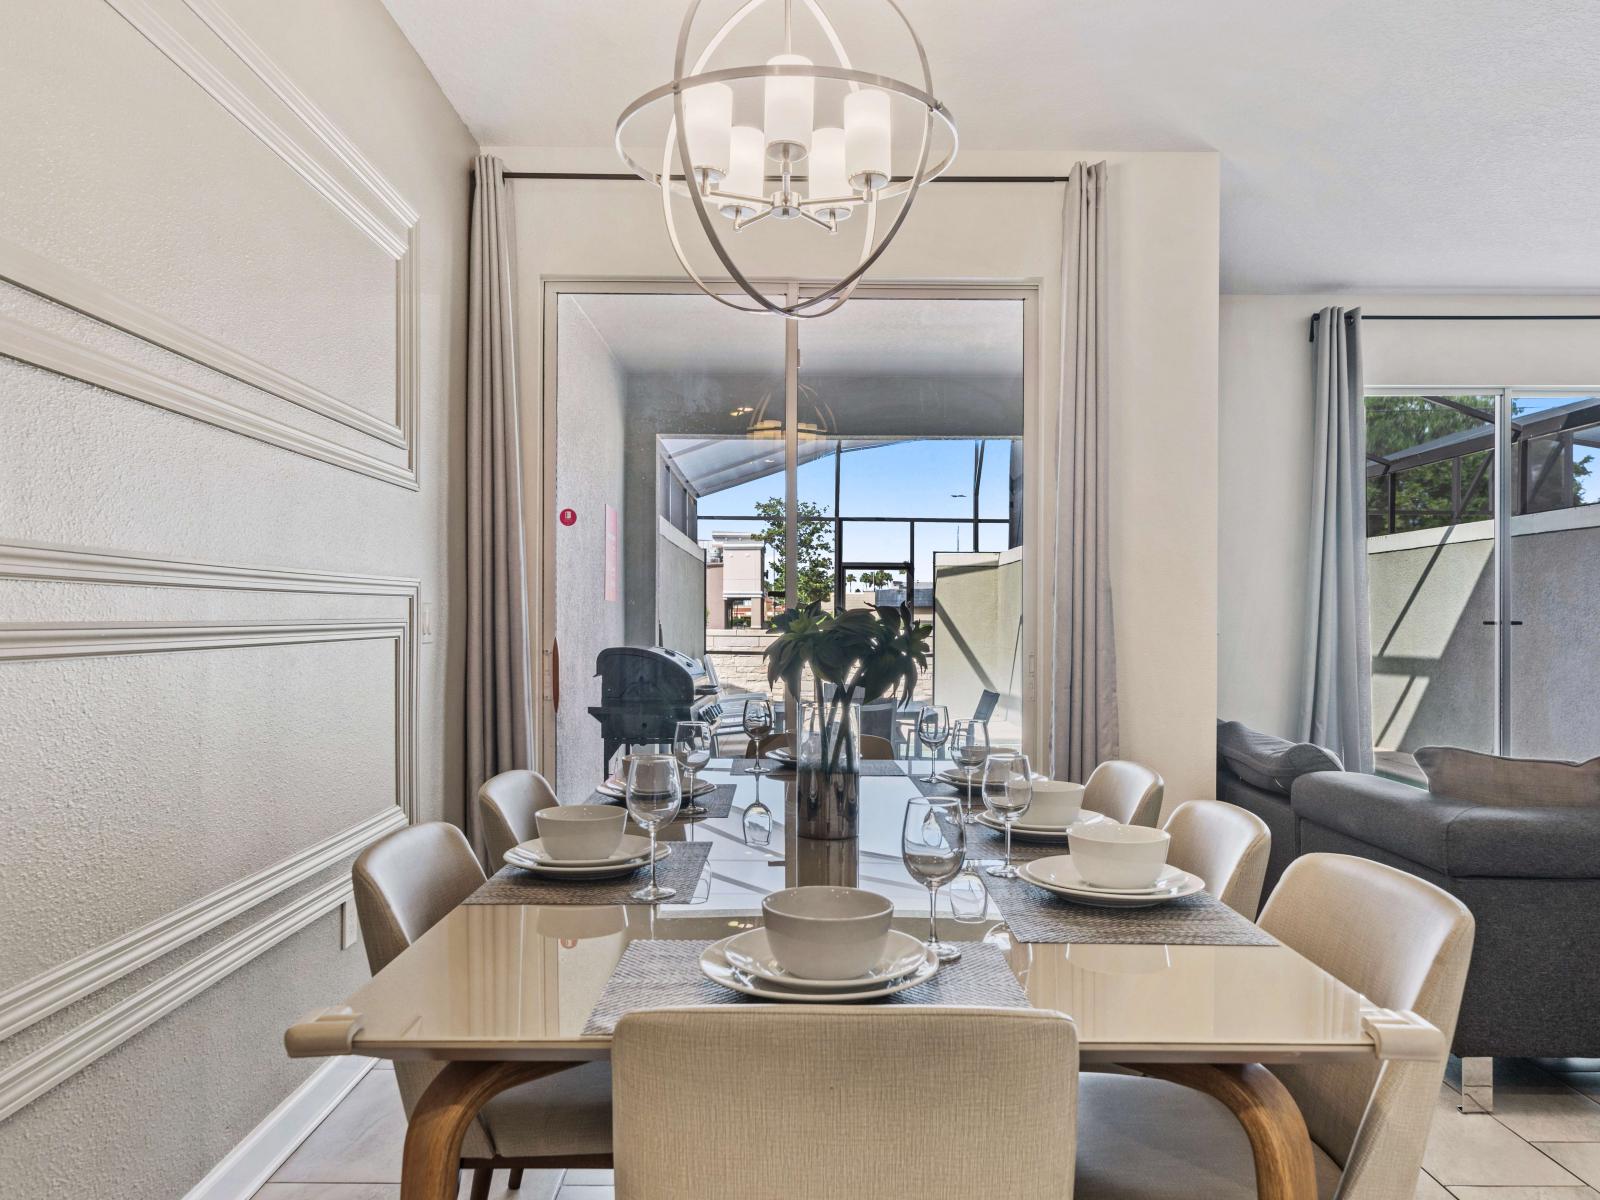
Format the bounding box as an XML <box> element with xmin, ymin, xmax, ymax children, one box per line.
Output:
<box><xmin>683</xmin><ymin>82</ymin><xmax>732</xmax><ymax>183</ymax></box>
<box><xmin>763</xmin><ymin>54</ymin><xmax>814</xmax><ymax>161</ymax></box>
<box><xmin>844</xmin><ymin>87</ymin><xmax>891</xmax><ymax>190</ymax></box>
<box><xmin>808</xmin><ymin>127</ymin><xmax>852</xmax><ymax>220</ymax></box>
<box><xmin>719</xmin><ymin>125</ymin><xmax>766</xmax><ymax>219</ymax></box>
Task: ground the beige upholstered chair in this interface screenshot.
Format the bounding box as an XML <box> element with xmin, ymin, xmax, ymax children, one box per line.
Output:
<box><xmin>743</xmin><ymin>731</ymin><xmax>789</xmax><ymax>758</ymax></box>
<box><xmin>1162</xmin><ymin>799</ymin><xmax>1272</xmax><ymax>918</ymax></box>
<box><xmin>613</xmin><ymin>1006</ymin><xmax>1078</xmax><ymax>1199</ymax></box>
<box><xmin>478</xmin><ymin>769</ymin><xmax>558</xmax><ymax>867</ymax></box>
<box><xmin>1081</xmin><ymin>760</ymin><xmax>1164</xmax><ymax>827</ymax></box>
<box><xmin>351</xmin><ymin>823</ymin><xmax>612</xmax><ymax>1199</ymax></box>
<box><xmin>859</xmin><ymin>734</ymin><xmax>896</xmax><ymax>760</ymax></box>
<box><xmin>1075</xmin><ymin>852</ymin><xmax>1474</xmax><ymax>1200</ymax></box>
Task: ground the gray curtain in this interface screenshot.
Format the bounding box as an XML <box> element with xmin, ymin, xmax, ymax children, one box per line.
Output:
<box><xmin>466</xmin><ymin>154</ymin><xmax>534</xmax><ymax>847</ymax></box>
<box><xmin>1048</xmin><ymin>161</ymin><xmax>1119</xmax><ymax>781</ymax></box>
<box><xmin>1302</xmin><ymin>306</ymin><xmax>1374</xmax><ymax>772</ymax></box>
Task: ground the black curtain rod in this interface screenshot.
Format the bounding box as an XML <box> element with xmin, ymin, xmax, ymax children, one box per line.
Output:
<box><xmin>503</xmin><ymin>171</ymin><xmax>1075</xmax><ymax>183</ymax></box>
<box><xmin>1309</xmin><ymin>311</ymin><xmax>1600</xmax><ymax>343</ymax></box>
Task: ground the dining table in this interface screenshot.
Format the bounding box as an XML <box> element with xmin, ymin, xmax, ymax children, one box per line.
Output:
<box><xmin>284</xmin><ymin>756</ymin><xmax>1444</xmax><ymax>1200</ymax></box>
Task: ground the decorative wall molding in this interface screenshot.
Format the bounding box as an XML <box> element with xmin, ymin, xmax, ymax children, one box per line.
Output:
<box><xmin>0</xmin><ymin>877</ymin><xmax>354</xmax><ymax>1123</ymax></box>
<box><xmin>0</xmin><ymin>0</ymin><xmax>423</xmax><ymax>485</ymax></box>
<box><xmin>0</xmin><ymin>540</ymin><xmax>419</xmax><ymax>1055</ymax></box>
<box><xmin>0</xmin><ymin>808</ymin><xmax>405</xmax><ymax>1042</ymax></box>
<box><xmin>0</xmin><ymin>311</ymin><xmax>417</xmax><ymax>488</ymax></box>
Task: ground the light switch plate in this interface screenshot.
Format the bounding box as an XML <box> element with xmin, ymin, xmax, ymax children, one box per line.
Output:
<box><xmin>340</xmin><ymin>900</ymin><xmax>361</xmax><ymax>951</ymax></box>
<box><xmin>420</xmin><ymin>601</ymin><xmax>435</xmax><ymax>645</ymax></box>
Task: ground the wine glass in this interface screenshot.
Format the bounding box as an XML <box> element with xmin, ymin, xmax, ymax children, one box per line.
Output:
<box><xmin>901</xmin><ymin>798</ymin><xmax>965</xmax><ymax>961</ymax></box>
<box><xmin>917</xmin><ymin>704</ymin><xmax>950</xmax><ymax>781</ymax></box>
<box><xmin>626</xmin><ymin>753</ymin><xmax>682</xmax><ymax>902</ymax></box>
<box><xmin>981</xmin><ymin>752</ymin><xmax>1032</xmax><ymax>878</ymax></box>
<box><xmin>742</xmin><ymin>697</ymin><xmax>775</xmax><ymax>776</ymax></box>
<box><xmin>742</xmin><ymin>771</ymin><xmax>772</xmax><ymax>847</ymax></box>
<box><xmin>673</xmin><ymin>720</ymin><xmax>712</xmax><ymax>816</ymax></box>
<box><xmin>949</xmin><ymin>718</ymin><xmax>990</xmax><ymax>822</ymax></box>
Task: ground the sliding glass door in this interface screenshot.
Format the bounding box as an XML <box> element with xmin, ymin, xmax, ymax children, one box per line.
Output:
<box><xmin>1364</xmin><ymin>389</ymin><xmax>1600</xmax><ymax>779</ymax></box>
<box><xmin>542</xmin><ymin>283</ymin><xmax>1033</xmax><ymax>784</ymax></box>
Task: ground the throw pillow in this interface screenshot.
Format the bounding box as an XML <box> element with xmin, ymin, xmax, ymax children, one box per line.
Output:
<box><xmin>1414</xmin><ymin>746</ymin><xmax>1600</xmax><ymax>808</ymax></box>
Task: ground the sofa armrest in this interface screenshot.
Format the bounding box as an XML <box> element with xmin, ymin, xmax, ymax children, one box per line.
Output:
<box><xmin>1291</xmin><ymin>772</ymin><xmax>1472</xmax><ymax>875</ymax></box>
<box><xmin>1292</xmin><ymin>771</ymin><xmax>1600</xmax><ymax>879</ymax></box>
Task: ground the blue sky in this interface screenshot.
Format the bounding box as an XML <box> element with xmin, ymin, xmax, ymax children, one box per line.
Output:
<box><xmin>696</xmin><ymin>437</ymin><xmax>1015</xmax><ymax>583</ymax></box>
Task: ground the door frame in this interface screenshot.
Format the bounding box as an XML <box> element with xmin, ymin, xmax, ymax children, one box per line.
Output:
<box><xmin>536</xmin><ymin>278</ymin><xmax>1040</xmax><ymax>778</ymax></box>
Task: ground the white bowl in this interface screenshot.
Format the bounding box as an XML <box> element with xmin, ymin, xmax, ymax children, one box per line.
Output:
<box><xmin>533</xmin><ymin>805</ymin><xmax>626</xmax><ymax>861</ymax></box>
<box><xmin>1025</xmin><ymin>779</ymin><xmax>1085</xmax><ymax>827</ymax></box>
<box><xmin>1067</xmin><ymin>822</ymin><xmax>1171</xmax><ymax>890</ymax></box>
<box><xmin>760</xmin><ymin>886</ymin><xmax>893</xmax><ymax>981</ymax></box>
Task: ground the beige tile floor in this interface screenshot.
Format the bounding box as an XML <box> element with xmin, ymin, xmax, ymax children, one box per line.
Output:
<box><xmin>259</xmin><ymin>1057</ymin><xmax>1600</xmax><ymax>1199</ymax></box>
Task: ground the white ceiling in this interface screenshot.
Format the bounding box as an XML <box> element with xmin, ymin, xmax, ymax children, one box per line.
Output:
<box><xmin>383</xmin><ymin>0</ymin><xmax>1600</xmax><ymax>293</ymax></box>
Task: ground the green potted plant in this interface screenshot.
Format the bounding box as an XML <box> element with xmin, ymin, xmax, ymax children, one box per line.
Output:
<box><xmin>763</xmin><ymin>601</ymin><xmax>931</xmax><ymax>838</ymax></box>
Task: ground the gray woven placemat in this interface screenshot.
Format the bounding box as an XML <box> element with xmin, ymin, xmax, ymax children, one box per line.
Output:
<box><xmin>464</xmin><ymin>842</ymin><xmax>712</xmax><ymax>906</ymax></box>
<box><xmin>730</xmin><ymin>758</ymin><xmax>907</xmax><ymax>777</ymax></box>
<box><xmin>982</xmin><ymin>872</ymin><xmax>1278</xmax><ymax>946</ymax></box>
<box><xmin>582</xmin><ymin>938</ymin><xmax>1029</xmax><ymax>1034</ymax></box>
<box><xmin>910</xmin><ymin>774</ymin><xmax>973</xmax><ymax>798</ymax></box>
<box><xmin>960</xmin><ymin>821</ymin><xmax>1066</xmax><ymax>864</ymax></box>
<box><xmin>584</xmin><ymin>784</ymin><xmax>734</xmax><ymax>819</ymax></box>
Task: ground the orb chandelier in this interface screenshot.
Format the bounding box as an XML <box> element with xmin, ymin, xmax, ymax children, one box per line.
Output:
<box><xmin>615</xmin><ymin>0</ymin><xmax>957</xmax><ymax>319</ymax></box>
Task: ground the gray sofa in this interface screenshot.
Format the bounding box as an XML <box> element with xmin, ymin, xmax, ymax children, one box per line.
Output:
<box><xmin>1217</xmin><ymin>721</ymin><xmax>1600</xmax><ymax>1106</ymax></box>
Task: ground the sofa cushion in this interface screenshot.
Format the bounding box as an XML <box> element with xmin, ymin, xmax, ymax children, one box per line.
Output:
<box><xmin>1415</xmin><ymin>746</ymin><xmax>1600</xmax><ymax>809</ymax></box>
<box><xmin>1216</xmin><ymin>720</ymin><xmax>1343</xmax><ymax>795</ymax></box>
<box><xmin>1293</xmin><ymin>770</ymin><xmax>1600</xmax><ymax>879</ymax></box>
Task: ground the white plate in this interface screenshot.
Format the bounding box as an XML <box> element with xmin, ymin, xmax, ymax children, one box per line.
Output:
<box><xmin>506</xmin><ymin>834</ymin><xmax>654</xmax><ymax>868</ymax></box>
<box><xmin>722</xmin><ymin>928</ymin><xmax>930</xmax><ymax>991</ymax></box>
<box><xmin>766</xmin><ymin>746</ymin><xmax>796</xmax><ymax>765</ymax></box>
<box><xmin>975</xmin><ymin>810</ymin><xmax>1110</xmax><ymax>842</ymax></box>
<box><xmin>505</xmin><ymin>842</ymin><xmax>670</xmax><ymax>879</ymax></box>
<box><xmin>700</xmin><ymin>935</ymin><xmax>938</xmax><ymax>1002</ymax></box>
<box><xmin>1019</xmin><ymin>856</ymin><xmax>1204</xmax><ymax>908</ymax></box>
<box><xmin>595</xmin><ymin>777</ymin><xmax>716</xmax><ymax>800</ymax></box>
<box><xmin>936</xmin><ymin>767</ymin><xmax>1049</xmax><ymax>790</ymax></box>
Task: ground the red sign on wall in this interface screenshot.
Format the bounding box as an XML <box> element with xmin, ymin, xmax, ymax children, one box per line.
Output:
<box><xmin>558</xmin><ymin>508</ymin><xmax>577</xmax><ymax>527</ymax></box>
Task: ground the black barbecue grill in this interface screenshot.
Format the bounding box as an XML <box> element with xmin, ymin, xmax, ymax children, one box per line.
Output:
<box><xmin>587</xmin><ymin>646</ymin><xmax>723</xmax><ymax>777</ymax></box>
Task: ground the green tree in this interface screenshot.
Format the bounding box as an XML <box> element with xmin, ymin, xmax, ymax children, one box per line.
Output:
<box><xmin>856</xmin><ymin>569</ymin><xmax>893</xmax><ymax>590</ymax></box>
<box><xmin>753</xmin><ymin>497</ymin><xmax>835</xmax><ymax>610</ymax></box>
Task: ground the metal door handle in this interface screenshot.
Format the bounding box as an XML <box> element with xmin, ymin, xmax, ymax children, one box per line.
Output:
<box><xmin>551</xmin><ymin>639</ymin><xmax>561</xmax><ymax>713</ymax></box>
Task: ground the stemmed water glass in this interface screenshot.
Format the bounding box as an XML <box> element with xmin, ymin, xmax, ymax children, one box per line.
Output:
<box><xmin>901</xmin><ymin>798</ymin><xmax>965</xmax><ymax>962</ymax></box>
<box><xmin>742</xmin><ymin>698</ymin><xmax>775</xmax><ymax>775</ymax></box>
<box><xmin>981</xmin><ymin>752</ymin><xmax>1032</xmax><ymax>879</ymax></box>
<box><xmin>949</xmin><ymin>718</ymin><xmax>990</xmax><ymax>823</ymax></box>
<box><xmin>742</xmin><ymin>771</ymin><xmax>772</xmax><ymax>846</ymax></box>
<box><xmin>673</xmin><ymin>719</ymin><xmax>712</xmax><ymax>816</ymax></box>
<box><xmin>917</xmin><ymin>704</ymin><xmax>950</xmax><ymax>781</ymax></box>
<box><xmin>626</xmin><ymin>753</ymin><xmax>682</xmax><ymax>902</ymax></box>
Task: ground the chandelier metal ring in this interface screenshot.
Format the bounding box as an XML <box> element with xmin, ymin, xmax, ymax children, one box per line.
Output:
<box><xmin>614</xmin><ymin>0</ymin><xmax>957</xmax><ymax>318</ymax></box>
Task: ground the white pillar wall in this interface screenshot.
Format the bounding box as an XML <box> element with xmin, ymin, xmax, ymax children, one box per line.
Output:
<box><xmin>511</xmin><ymin>150</ymin><xmax>1221</xmax><ymax>806</ymax></box>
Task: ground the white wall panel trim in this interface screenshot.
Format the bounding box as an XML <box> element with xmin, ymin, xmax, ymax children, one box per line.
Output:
<box><xmin>0</xmin><ymin>311</ymin><xmax>419</xmax><ymax>489</ymax></box>
<box><xmin>0</xmin><ymin>877</ymin><xmax>354</xmax><ymax>1123</ymax></box>
<box><xmin>0</xmin><ymin>808</ymin><xmax>405</xmax><ymax>1042</ymax></box>
<box><xmin>0</xmin><ymin>235</ymin><xmax>405</xmax><ymax>448</ymax></box>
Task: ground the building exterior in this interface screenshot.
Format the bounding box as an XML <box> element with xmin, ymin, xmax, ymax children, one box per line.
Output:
<box><xmin>702</xmin><ymin>531</ymin><xmax>767</xmax><ymax>629</ymax></box>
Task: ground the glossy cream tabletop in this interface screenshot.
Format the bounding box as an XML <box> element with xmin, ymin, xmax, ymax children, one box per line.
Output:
<box><xmin>315</xmin><ymin>761</ymin><xmax>1380</xmax><ymax>1065</ymax></box>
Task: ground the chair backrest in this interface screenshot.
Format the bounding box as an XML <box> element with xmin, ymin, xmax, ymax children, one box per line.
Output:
<box><xmin>700</xmin><ymin>655</ymin><xmax>721</xmax><ymax>690</ymax></box>
<box><xmin>352</xmin><ymin>822</ymin><xmax>486</xmax><ymax>976</ymax></box>
<box><xmin>477</xmin><ymin>769</ymin><xmax>558</xmax><ymax>866</ymax></box>
<box><xmin>350</xmin><ymin>821</ymin><xmax>496</xmax><ymax>1154</ymax></box>
<box><xmin>859</xmin><ymin>734</ymin><xmax>896</xmax><ymax>760</ymax></box>
<box><xmin>614</xmin><ymin>1006</ymin><xmax>1078</xmax><ymax>1200</ymax></box>
<box><xmin>1082</xmin><ymin>760</ymin><xmax>1164</xmax><ymax>827</ymax></box>
<box><xmin>1261</xmin><ymin>853</ymin><xmax>1474</xmax><ymax>1200</ymax></box>
<box><xmin>743</xmin><ymin>731</ymin><xmax>790</xmax><ymax>758</ymax></box>
<box><xmin>1162</xmin><ymin>799</ymin><xmax>1272</xmax><ymax>918</ymax></box>
<box><xmin>973</xmin><ymin>689</ymin><xmax>1000</xmax><ymax>723</ymax></box>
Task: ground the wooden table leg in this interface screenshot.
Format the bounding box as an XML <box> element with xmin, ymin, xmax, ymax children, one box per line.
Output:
<box><xmin>1140</xmin><ymin>1063</ymin><xmax>1319</xmax><ymax>1200</ymax></box>
<box><xmin>401</xmin><ymin>1061</ymin><xmax>579</xmax><ymax>1200</ymax></box>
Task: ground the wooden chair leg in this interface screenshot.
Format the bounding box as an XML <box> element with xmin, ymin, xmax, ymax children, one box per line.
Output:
<box><xmin>468</xmin><ymin>1167</ymin><xmax>492</xmax><ymax>1200</ymax></box>
<box><xmin>401</xmin><ymin>1061</ymin><xmax>580</xmax><ymax>1200</ymax></box>
<box><xmin>507</xmin><ymin>1167</ymin><xmax>524</xmax><ymax>1190</ymax></box>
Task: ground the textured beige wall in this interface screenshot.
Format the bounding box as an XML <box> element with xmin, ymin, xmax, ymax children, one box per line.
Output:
<box><xmin>0</xmin><ymin>0</ymin><xmax>474</xmax><ymax>1194</ymax></box>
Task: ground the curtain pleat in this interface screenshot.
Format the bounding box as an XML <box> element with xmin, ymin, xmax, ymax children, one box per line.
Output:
<box><xmin>1301</xmin><ymin>306</ymin><xmax>1374</xmax><ymax>772</ymax></box>
<box><xmin>1048</xmin><ymin>161</ymin><xmax>1119</xmax><ymax>781</ymax></box>
<box><xmin>466</xmin><ymin>154</ymin><xmax>534</xmax><ymax>852</ymax></box>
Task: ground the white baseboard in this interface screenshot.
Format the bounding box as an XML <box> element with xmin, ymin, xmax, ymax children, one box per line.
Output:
<box><xmin>183</xmin><ymin>1055</ymin><xmax>376</xmax><ymax>1200</ymax></box>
